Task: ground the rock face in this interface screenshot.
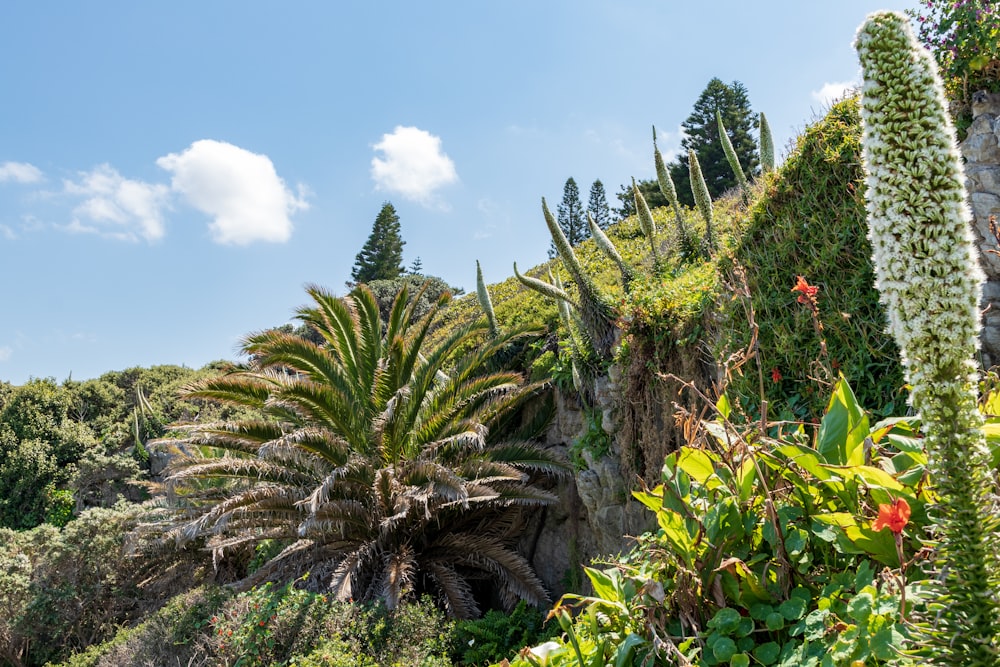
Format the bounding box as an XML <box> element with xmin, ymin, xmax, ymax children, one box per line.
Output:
<box><xmin>528</xmin><ymin>365</ymin><xmax>654</xmax><ymax>598</ymax></box>
<box><xmin>962</xmin><ymin>110</ymin><xmax>1000</xmax><ymax>367</ymax></box>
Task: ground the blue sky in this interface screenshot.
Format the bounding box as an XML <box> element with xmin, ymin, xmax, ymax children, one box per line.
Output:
<box><xmin>0</xmin><ymin>1</ymin><xmax>914</xmax><ymax>384</ymax></box>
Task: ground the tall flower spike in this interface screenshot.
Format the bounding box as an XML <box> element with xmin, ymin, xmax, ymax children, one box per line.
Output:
<box><xmin>587</xmin><ymin>211</ymin><xmax>635</xmax><ymax>291</ymax></box>
<box><xmin>688</xmin><ymin>149</ymin><xmax>714</xmax><ymax>252</ymax></box>
<box><xmin>654</xmin><ymin>125</ymin><xmax>689</xmax><ymax>241</ymax></box>
<box><xmin>717</xmin><ymin>110</ymin><xmax>749</xmax><ymax>192</ymax></box>
<box><xmin>476</xmin><ymin>260</ymin><xmax>499</xmax><ymax>337</ymax></box>
<box><xmin>541</xmin><ymin>197</ymin><xmax>618</xmax><ymax>359</ymax></box>
<box><xmin>856</xmin><ymin>11</ymin><xmax>1000</xmax><ymax>664</ymax></box>
<box><xmin>513</xmin><ymin>262</ymin><xmax>577</xmax><ymax>310</ymax></box>
<box><xmin>632</xmin><ymin>177</ymin><xmax>660</xmax><ymax>263</ymax></box>
<box><xmin>759</xmin><ymin>112</ymin><xmax>775</xmax><ymax>173</ymax></box>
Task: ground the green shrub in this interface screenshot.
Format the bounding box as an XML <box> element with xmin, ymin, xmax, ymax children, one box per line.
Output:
<box><xmin>451</xmin><ymin>600</ymin><xmax>557</xmax><ymax>666</ymax></box>
<box><xmin>719</xmin><ymin>97</ymin><xmax>904</xmax><ymax>419</ymax></box>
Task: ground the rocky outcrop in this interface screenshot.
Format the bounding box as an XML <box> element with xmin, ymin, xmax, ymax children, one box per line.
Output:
<box><xmin>962</xmin><ymin>110</ymin><xmax>1000</xmax><ymax>367</ymax></box>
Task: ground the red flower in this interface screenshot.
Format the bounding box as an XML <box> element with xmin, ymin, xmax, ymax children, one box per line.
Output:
<box><xmin>873</xmin><ymin>498</ymin><xmax>911</xmax><ymax>534</ymax></box>
<box><xmin>771</xmin><ymin>368</ymin><xmax>782</xmax><ymax>382</ymax></box>
<box><xmin>791</xmin><ymin>276</ymin><xmax>819</xmax><ymax>306</ymax></box>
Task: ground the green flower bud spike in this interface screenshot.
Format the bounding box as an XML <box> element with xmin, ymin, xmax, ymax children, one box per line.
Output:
<box><xmin>688</xmin><ymin>149</ymin><xmax>714</xmax><ymax>253</ymax></box>
<box><xmin>513</xmin><ymin>262</ymin><xmax>577</xmax><ymax>310</ymax></box>
<box><xmin>856</xmin><ymin>11</ymin><xmax>1000</xmax><ymax>665</ymax></box>
<box><xmin>588</xmin><ymin>211</ymin><xmax>635</xmax><ymax>291</ymax></box>
<box><xmin>717</xmin><ymin>110</ymin><xmax>749</xmax><ymax>192</ymax></box>
<box><xmin>475</xmin><ymin>259</ymin><xmax>499</xmax><ymax>337</ymax></box>
<box><xmin>759</xmin><ymin>112</ymin><xmax>775</xmax><ymax>174</ymax></box>
<box><xmin>541</xmin><ymin>197</ymin><xmax>618</xmax><ymax>359</ymax></box>
<box><xmin>654</xmin><ymin>125</ymin><xmax>689</xmax><ymax>234</ymax></box>
<box><xmin>632</xmin><ymin>177</ymin><xmax>660</xmax><ymax>263</ymax></box>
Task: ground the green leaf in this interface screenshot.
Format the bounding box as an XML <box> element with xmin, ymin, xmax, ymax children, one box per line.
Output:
<box><xmin>708</xmin><ymin>607</ymin><xmax>743</xmax><ymax>634</ymax></box>
<box><xmin>765</xmin><ymin>611</ymin><xmax>785</xmax><ymax>631</ymax></box>
<box><xmin>583</xmin><ymin>567</ymin><xmax>621</xmax><ymax>604</ymax></box>
<box><xmin>712</xmin><ymin>636</ymin><xmax>738</xmax><ymax>662</ymax></box>
<box><xmin>716</xmin><ymin>393</ymin><xmax>732</xmax><ymax>420</ymax></box>
<box><xmin>753</xmin><ymin>641</ymin><xmax>781</xmax><ymax>665</ymax></box>
<box><xmin>736</xmin><ymin>458</ymin><xmax>756</xmax><ymax>503</ymax></box>
<box><xmin>816</xmin><ymin>375</ymin><xmax>869</xmax><ymax>466</ymax></box>
<box><xmin>730</xmin><ymin>653</ymin><xmax>750</xmax><ymax>667</ymax></box>
<box><xmin>613</xmin><ymin>633</ymin><xmax>648</xmax><ymax>667</ymax></box>
<box><xmin>676</xmin><ymin>448</ymin><xmax>717</xmax><ymax>485</ymax></box>
<box><xmin>847</xmin><ymin>590</ymin><xmax>874</xmax><ymax>622</ymax></box>
<box><xmin>779</xmin><ymin>597</ymin><xmax>808</xmax><ymax>621</ymax></box>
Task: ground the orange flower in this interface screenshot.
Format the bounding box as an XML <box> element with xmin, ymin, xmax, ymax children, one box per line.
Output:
<box><xmin>771</xmin><ymin>368</ymin><xmax>782</xmax><ymax>382</ymax></box>
<box><xmin>791</xmin><ymin>276</ymin><xmax>819</xmax><ymax>306</ymax></box>
<box><xmin>873</xmin><ymin>498</ymin><xmax>911</xmax><ymax>534</ymax></box>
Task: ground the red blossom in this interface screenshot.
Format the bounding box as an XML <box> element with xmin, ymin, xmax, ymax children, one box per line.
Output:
<box><xmin>771</xmin><ymin>368</ymin><xmax>782</xmax><ymax>382</ymax></box>
<box><xmin>791</xmin><ymin>276</ymin><xmax>819</xmax><ymax>306</ymax></box>
<box><xmin>873</xmin><ymin>498</ymin><xmax>911</xmax><ymax>534</ymax></box>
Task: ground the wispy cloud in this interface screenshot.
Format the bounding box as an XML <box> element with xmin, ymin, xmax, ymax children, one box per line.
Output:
<box><xmin>0</xmin><ymin>161</ymin><xmax>43</xmax><ymax>184</ymax></box>
<box><xmin>64</xmin><ymin>165</ymin><xmax>170</xmax><ymax>242</ymax></box>
<box><xmin>0</xmin><ymin>346</ymin><xmax>11</xmax><ymax>362</ymax></box>
<box><xmin>157</xmin><ymin>140</ymin><xmax>307</xmax><ymax>245</ymax></box>
<box><xmin>811</xmin><ymin>81</ymin><xmax>856</xmax><ymax>108</ymax></box>
<box><xmin>371</xmin><ymin>126</ymin><xmax>458</xmax><ymax>207</ymax></box>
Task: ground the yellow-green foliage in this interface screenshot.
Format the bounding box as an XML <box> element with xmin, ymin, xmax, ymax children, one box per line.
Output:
<box><xmin>719</xmin><ymin>97</ymin><xmax>904</xmax><ymax>417</ymax></box>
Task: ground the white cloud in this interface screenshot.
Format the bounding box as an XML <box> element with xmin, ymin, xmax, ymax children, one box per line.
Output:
<box><xmin>157</xmin><ymin>140</ymin><xmax>306</xmax><ymax>245</ymax></box>
<box><xmin>0</xmin><ymin>161</ymin><xmax>43</xmax><ymax>184</ymax></box>
<box><xmin>64</xmin><ymin>164</ymin><xmax>170</xmax><ymax>242</ymax></box>
<box><xmin>0</xmin><ymin>346</ymin><xmax>11</xmax><ymax>362</ymax></box>
<box><xmin>812</xmin><ymin>81</ymin><xmax>857</xmax><ymax>108</ymax></box>
<box><xmin>371</xmin><ymin>126</ymin><xmax>458</xmax><ymax>206</ymax></box>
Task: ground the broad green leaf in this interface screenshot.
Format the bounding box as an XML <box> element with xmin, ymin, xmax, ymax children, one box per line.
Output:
<box><xmin>708</xmin><ymin>607</ymin><xmax>743</xmax><ymax>634</ymax></box>
<box><xmin>613</xmin><ymin>633</ymin><xmax>648</xmax><ymax>667</ymax></box>
<box><xmin>677</xmin><ymin>448</ymin><xmax>717</xmax><ymax>485</ymax></box>
<box><xmin>736</xmin><ymin>458</ymin><xmax>756</xmax><ymax>503</ymax></box>
<box><xmin>716</xmin><ymin>392</ymin><xmax>732</xmax><ymax>420</ymax></box>
<box><xmin>584</xmin><ymin>566</ymin><xmax>621</xmax><ymax>604</ymax></box>
<box><xmin>817</xmin><ymin>375</ymin><xmax>869</xmax><ymax>466</ymax></box>
<box><xmin>819</xmin><ymin>463</ymin><xmax>904</xmax><ymax>491</ymax></box>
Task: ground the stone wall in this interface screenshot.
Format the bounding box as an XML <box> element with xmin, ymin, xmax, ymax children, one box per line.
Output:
<box><xmin>962</xmin><ymin>109</ymin><xmax>1000</xmax><ymax>367</ymax></box>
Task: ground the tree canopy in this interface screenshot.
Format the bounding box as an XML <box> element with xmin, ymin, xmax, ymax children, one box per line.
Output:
<box><xmin>668</xmin><ymin>78</ymin><xmax>758</xmax><ymax>206</ymax></box>
<box><xmin>351</xmin><ymin>202</ymin><xmax>406</xmax><ymax>284</ymax></box>
<box><xmin>587</xmin><ymin>179</ymin><xmax>611</xmax><ymax>230</ymax></box>
<box><xmin>549</xmin><ymin>178</ymin><xmax>587</xmax><ymax>258</ymax></box>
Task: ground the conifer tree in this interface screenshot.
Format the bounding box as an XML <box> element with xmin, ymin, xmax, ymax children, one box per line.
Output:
<box><xmin>668</xmin><ymin>78</ymin><xmax>759</xmax><ymax>206</ymax></box>
<box><xmin>549</xmin><ymin>178</ymin><xmax>586</xmax><ymax>258</ymax></box>
<box><xmin>587</xmin><ymin>179</ymin><xmax>611</xmax><ymax>230</ymax></box>
<box><xmin>350</xmin><ymin>202</ymin><xmax>406</xmax><ymax>284</ymax></box>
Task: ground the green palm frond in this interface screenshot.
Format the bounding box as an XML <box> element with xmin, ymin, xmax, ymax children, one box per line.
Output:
<box><xmin>159</xmin><ymin>283</ymin><xmax>565</xmax><ymax>614</ymax></box>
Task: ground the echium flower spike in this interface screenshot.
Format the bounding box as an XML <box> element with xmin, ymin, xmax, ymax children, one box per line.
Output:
<box><xmin>476</xmin><ymin>260</ymin><xmax>499</xmax><ymax>337</ymax></box>
<box><xmin>587</xmin><ymin>212</ymin><xmax>635</xmax><ymax>291</ymax></box>
<box><xmin>716</xmin><ymin>110</ymin><xmax>749</xmax><ymax>192</ymax></box>
<box><xmin>541</xmin><ymin>198</ymin><xmax>618</xmax><ymax>359</ymax></box>
<box><xmin>759</xmin><ymin>112</ymin><xmax>775</xmax><ymax>173</ymax></box>
<box><xmin>856</xmin><ymin>11</ymin><xmax>1000</xmax><ymax>665</ymax></box>
<box><xmin>688</xmin><ymin>149</ymin><xmax>714</xmax><ymax>252</ymax></box>
<box><xmin>513</xmin><ymin>262</ymin><xmax>577</xmax><ymax>310</ymax></box>
<box><xmin>653</xmin><ymin>126</ymin><xmax>689</xmax><ymax>237</ymax></box>
<box><xmin>632</xmin><ymin>177</ymin><xmax>660</xmax><ymax>263</ymax></box>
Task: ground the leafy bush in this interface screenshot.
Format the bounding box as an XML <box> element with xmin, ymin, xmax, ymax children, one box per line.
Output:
<box><xmin>718</xmin><ymin>97</ymin><xmax>904</xmax><ymax>419</ymax></box>
<box><xmin>451</xmin><ymin>600</ymin><xmax>557</xmax><ymax>666</ymax></box>
<box><xmin>502</xmin><ymin>377</ymin><xmax>932</xmax><ymax>666</ymax></box>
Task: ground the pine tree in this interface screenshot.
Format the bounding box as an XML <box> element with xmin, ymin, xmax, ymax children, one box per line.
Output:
<box><xmin>350</xmin><ymin>202</ymin><xmax>406</xmax><ymax>284</ymax></box>
<box><xmin>587</xmin><ymin>180</ymin><xmax>611</xmax><ymax>230</ymax></box>
<box><xmin>549</xmin><ymin>178</ymin><xmax>586</xmax><ymax>258</ymax></box>
<box><xmin>668</xmin><ymin>78</ymin><xmax>759</xmax><ymax>206</ymax></box>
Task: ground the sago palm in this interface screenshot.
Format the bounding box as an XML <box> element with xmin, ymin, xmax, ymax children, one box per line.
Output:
<box><xmin>157</xmin><ymin>283</ymin><xmax>565</xmax><ymax>618</ymax></box>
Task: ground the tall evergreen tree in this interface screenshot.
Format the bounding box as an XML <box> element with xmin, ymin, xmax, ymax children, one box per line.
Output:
<box><xmin>668</xmin><ymin>78</ymin><xmax>759</xmax><ymax>206</ymax></box>
<box><xmin>549</xmin><ymin>178</ymin><xmax>586</xmax><ymax>258</ymax></box>
<box><xmin>587</xmin><ymin>179</ymin><xmax>611</xmax><ymax>230</ymax></box>
<box><xmin>350</xmin><ymin>202</ymin><xmax>405</xmax><ymax>284</ymax></box>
